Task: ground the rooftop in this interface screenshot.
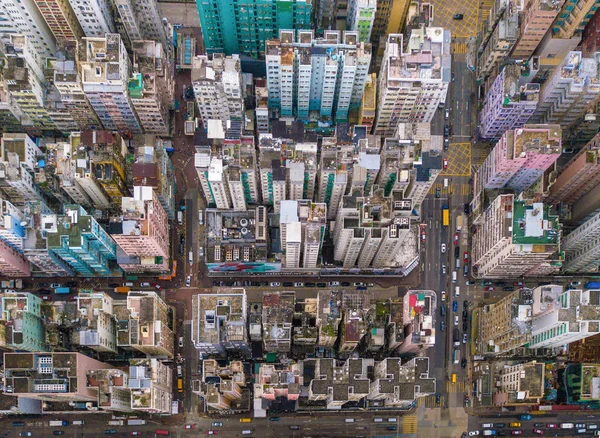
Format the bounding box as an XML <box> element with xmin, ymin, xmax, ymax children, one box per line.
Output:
<box><xmin>512</xmin><ymin>201</ymin><xmax>560</xmax><ymax>245</ymax></box>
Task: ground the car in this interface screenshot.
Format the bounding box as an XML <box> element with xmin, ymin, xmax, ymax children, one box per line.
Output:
<box><xmin>546</xmin><ymin>424</ymin><xmax>557</xmax><ymax>428</ymax></box>
<box><xmin>179</xmin><ymin>337</ymin><xmax>184</xmax><ymax>347</ymax></box>
<box><xmin>503</xmin><ymin>286</ymin><xmax>515</xmax><ymax>291</ymax></box>
<box><xmin>154</xmin><ymin>283</ymin><xmax>162</xmax><ymax>290</ymax></box>
<box><xmin>453</xmin><ymin>13</ymin><xmax>464</xmax><ymax>19</ymax></box>
<box><xmin>444</xmin><ymin>138</ymin><xmax>449</xmax><ymax>149</ymax></box>
<box><xmin>184</xmin><ymin>424</ymin><xmax>196</xmax><ymax>429</ymax></box>
<box><xmin>436</xmin><ymin>393</ymin><xmax>441</xmax><ymax>404</ymax></box>
<box><xmin>464</xmin><ymin>252</ymin><xmax>469</xmax><ymax>262</ymax></box>
<box><xmin>454</xmin><ymin>234</ymin><xmax>459</xmax><ymax>245</ymax></box>
<box><xmin>435</xmin><ymin>187</ymin><xmax>441</xmax><ymax>198</ymax></box>
<box><xmin>131</xmin><ymin>433</ymin><xmax>142</xmax><ymax>436</ymax></box>
<box><xmin>461</xmin><ymin>357</ymin><xmax>467</xmax><ymax>368</ymax></box>
<box><xmin>387</xmin><ymin>426</ymin><xmax>398</xmax><ymax>431</ymax></box>
<box><xmin>510</xmin><ymin>423</ymin><xmax>521</xmax><ymax>428</ymax></box>
<box><xmin>484</xmin><ymin>286</ymin><xmax>495</xmax><ymax>291</ymax></box>
<box><xmin>519</xmin><ymin>415</ymin><xmax>532</xmax><ymax>421</ymax></box>
<box><xmin>445</xmin><ymin>109</ymin><xmax>450</xmax><ymax>119</ymax></box>
<box><xmin>533</xmin><ymin>424</ymin><xmax>544</xmax><ymax>428</ymax></box>
<box><xmin>442</xmin><ymin>264</ymin><xmax>447</xmax><ymax>274</ymax></box>
<box><xmin>329</xmin><ymin>281</ymin><xmax>340</xmax><ymax>287</ymax></box>
<box><xmin>511</xmin><ymin>431</ymin><xmax>522</xmax><ymax>436</ymax></box>
<box><xmin>463</xmin><ymin>321</ymin><xmax>468</xmax><ymax>331</ymax></box>
<box><xmin>212</xmin><ymin>422</ymin><xmax>223</xmax><ymax>427</ymax></box>
<box><xmin>575</xmin><ymin>424</ymin><xmax>586</xmax><ymax>428</ymax></box>
<box><xmin>12</xmin><ymin>422</ymin><xmax>25</xmax><ymax>427</ymax></box>
<box><xmin>463</xmin><ymin>309</ymin><xmax>469</xmax><ymax>321</ymax></box>
<box><xmin>563</xmin><ymin>148</ymin><xmax>575</xmax><ymax>154</ymax></box>
<box><xmin>269</xmin><ymin>417</ymin><xmax>280</xmax><ymax>422</ymax></box>
<box><xmin>41</xmin><ymin>295</ymin><xmax>51</xmax><ymax>301</ymax></box>
<box><xmin>186</xmin><ymin>275</ymin><xmax>191</xmax><ymax>287</ymax></box>
<box><xmin>589</xmin><ymin>424</ymin><xmax>598</xmax><ymax>430</ymax></box>
<box><xmin>19</xmin><ymin>434</ymin><xmax>32</xmax><ymax>437</ymax></box>
<box><xmin>50</xmin><ymin>283</ymin><xmax>62</xmax><ymax>289</ymax></box>
<box><xmin>206</xmin><ymin>432</ymin><xmax>218</xmax><ymax>436</ymax></box>
<box><xmin>354</xmin><ymin>282</ymin><xmax>364</xmax><ymax>286</ymax></box>
<box><xmin>469</xmin><ymin>432</ymin><xmax>480</xmax><ymax>437</ymax></box>
<box><xmin>421</xmin><ymin>232</ymin><xmax>426</xmax><ymax>242</ymax></box>
<box><xmin>533</xmin><ymin>430</ymin><xmax>544</xmax><ymax>435</ymax></box>
<box><xmin>289</xmin><ymin>426</ymin><xmax>300</xmax><ymax>430</ymax></box>
<box><xmin>270</xmin><ymin>282</ymin><xmax>280</xmax><ymax>287</ymax></box>
<box><xmin>515</xmin><ymin>281</ymin><xmax>524</xmax><ymax>286</ymax></box>
<box><xmin>295</xmin><ymin>282</ymin><xmax>305</xmax><ymax>287</ymax></box>
<box><xmin>454</xmin><ymin>315</ymin><xmax>459</xmax><ymax>326</ymax></box>
<box><xmin>571</xmin><ymin>281</ymin><xmax>582</xmax><ymax>286</ymax></box>
<box><xmin>444</xmin><ymin>125</ymin><xmax>450</xmax><ymax>136</ymax></box>
<box><xmin>140</xmin><ymin>282</ymin><xmax>151</xmax><ymax>287</ymax></box>
<box><xmin>317</xmin><ymin>282</ymin><xmax>327</xmax><ymax>288</ymax></box>
<box><xmin>441</xmin><ymin>243</ymin><xmax>446</xmax><ymax>253</ymax></box>
<box><xmin>495</xmin><ymin>424</ymin><xmax>505</xmax><ymax>428</ymax></box>
<box><xmin>464</xmin><ymin>300</ymin><xmax>469</xmax><ymax>309</ymax></box>
<box><xmin>283</xmin><ymin>282</ymin><xmax>293</xmax><ymax>287</ymax></box>
<box><xmin>443</xmin><ymin>158</ymin><xmax>449</xmax><ymax>169</ymax></box>
<box><xmin>482</xmin><ymin>424</ymin><xmax>494</xmax><ymax>429</ymax></box>
<box><xmin>463</xmin><ymin>333</ymin><xmax>468</xmax><ymax>343</ymax></box>
<box><xmin>440</xmin><ymin>321</ymin><xmax>445</xmax><ymax>331</ymax></box>
<box><xmin>54</xmin><ymin>432</ymin><xmax>65</xmax><ymax>436</ymax></box>
<box><xmin>305</xmin><ymin>282</ymin><xmax>315</xmax><ymax>287</ymax></box>
<box><xmin>452</xmin><ymin>300</ymin><xmax>458</xmax><ymax>312</ymax></box>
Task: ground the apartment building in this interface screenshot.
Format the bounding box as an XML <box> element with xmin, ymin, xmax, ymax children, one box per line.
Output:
<box><xmin>473</xmin><ymin>125</ymin><xmax>562</xmax><ymax>204</ymax></box>
<box><xmin>79</xmin><ymin>34</ymin><xmax>142</xmax><ymax>135</ymax></box>
<box><xmin>397</xmin><ymin>290</ymin><xmax>436</xmax><ymax>354</ymax></box>
<box><xmin>510</xmin><ymin>0</ymin><xmax>564</xmax><ymax>59</ymax></box>
<box><xmin>196</xmin><ymin>0</ymin><xmax>311</xmax><ymax>57</ymax></box>
<box><xmin>199</xmin><ymin>360</ymin><xmax>245</xmax><ymax>411</ymax></box>
<box><xmin>563</xmin><ymin>208</ymin><xmax>600</xmax><ymax>272</ymax></box>
<box><xmin>316</xmin><ymin>290</ymin><xmax>343</xmax><ymax>348</ymax></box>
<box><xmin>86</xmin><ymin>368</ymin><xmax>132</xmax><ymax>412</ymax></box>
<box><xmin>128</xmin><ymin>358</ymin><xmax>172</xmax><ymax>414</ymax></box>
<box><xmin>33</xmin><ymin>0</ymin><xmax>84</xmax><ymax>42</ymax></box>
<box><xmin>0</xmin><ymin>292</ymin><xmax>46</xmax><ymax>351</ymax></box>
<box><xmin>191</xmin><ymin>290</ymin><xmax>249</xmax><ymax>358</ymax></box>
<box><xmin>479</xmin><ymin>65</ymin><xmax>540</xmax><ymax>139</ymax></box>
<box><xmin>192</xmin><ymin>54</ymin><xmax>243</xmax><ymax>128</ymax></box>
<box><xmin>253</xmin><ymin>363</ymin><xmax>302</xmax><ymax>416</ymax></box>
<box><xmin>129</xmin><ymin>41</ymin><xmax>170</xmax><ymax>134</ymax></box>
<box><xmin>266</xmin><ymin>30</ymin><xmax>371</xmax><ymax>122</ymax></box>
<box><xmin>112</xmin><ymin>0</ymin><xmax>168</xmax><ymax>50</ymax></box>
<box><xmin>552</xmin><ymin>0</ymin><xmax>600</xmax><ymax>39</ymax></box>
<box><xmin>496</xmin><ymin>361</ymin><xmax>545</xmax><ymax>406</ymax></box>
<box><xmin>67</xmin><ymin>0</ymin><xmax>115</xmax><ymax>37</ymax></box>
<box><xmin>370</xmin><ymin>0</ymin><xmax>411</xmax><ymax>69</ymax></box>
<box><xmin>531</xmin><ymin>51</ymin><xmax>600</xmax><ymax>131</ymax></box>
<box><xmin>74</xmin><ymin>292</ymin><xmax>117</xmax><ymax>353</ymax></box>
<box><xmin>373</xmin><ymin>29</ymin><xmax>451</xmax><ymax>137</ymax></box>
<box><xmin>347</xmin><ymin>0</ymin><xmax>377</xmax><ymax>43</ymax></box>
<box><xmin>472</xmin><ymin>195</ymin><xmax>561</xmax><ymax>279</ymax></box>
<box><xmin>262</xmin><ymin>291</ymin><xmax>295</xmax><ymax>353</ymax></box>
<box><xmin>0</xmin><ymin>133</ymin><xmax>44</xmax><ymax>206</ymax></box>
<box><xmin>0</xmin><ymin>239</ymin><xmax>31</xmax><ymax>277</ymax></box>
<box><xmin>110</xmin><ymin>187</ymin><xmax>169</xmax><ymax>274</ymax></box>
<box><xmin>317</xmin><ymin>137</ymin><xmax>353</xmax><ymax>220</ymax></box>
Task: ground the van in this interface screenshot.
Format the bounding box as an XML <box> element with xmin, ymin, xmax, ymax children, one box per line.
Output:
<box><xmin>451</xmin><ymin>373</ymin><xmax>456</xmax><ymax>383</ymax></box>
<box><xmin>115</xmin><ymin>287</ymin><xmax>130</xmax><ymax>294</ymax></box>
<box><xmin>452</xmin><ymin>271</ymin><xmax>457</xmax><ymax>283</ymax></box>
<box><xmin>199</xmin><ymin>210</ymin><xmax>203</xmax><ymax>226</ymax></box>
<box><xmin>242</xmin><ymin>431</ymin><xmax>253</xmax><ymax>435</ymax></box>
<box><xmin>177</xmin><ymin>365</ymin><xmax>183</xmax><ymax>377</ymax></box>
<box><xmin>456</xmin><ymin>258</ymin><xmax>461</xmax><ymax>269</ymax></box>
<box><xmin>454</xmin><ymin>286</ymin><xmax>460</xmax><ymax>297</ymax></box>
<box><xmin>444</xmin><ymin>178</ymin><xmax>448</xmax><ymax>188</ymax></box>
<box><xmin>374</xmin><ymin>418</ymin><xmax>383</xmax><ymax>423</ymax></box>
<box><xmin>464</xmin><ymin>265</ymin><xmax>469</xmax><ymax>276</ymax></box>
<box><xmin>72</xmin><ymin>421</ymin><xmax>85</xmax><ymax>425</ymax></box>
<box><xmin>345</xmin><ymin>419</ymin><xmax>355</xmax><ymax>423</ymax></box>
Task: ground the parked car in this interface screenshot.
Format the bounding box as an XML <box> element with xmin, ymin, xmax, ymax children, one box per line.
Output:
<box><xmin>140</xmin><ymin>282</ymin><xmax>151</xmax><ymax>287</ymax></box>
<box><xmin>270</xmin><ymin>282</ymin><xmax>280</xmax><ymax>287</ymax></box>
<box><xmin>453</xmin><ymin>13</ymin><xmax>464</xmax><ymax>20</ymax></box>
<box><xmin>50</xmin><ymin>283</ymin><xmax>62</xmax><ymax>289</ymax></box>
<box><xmin>461</xmin><ymin>357</ymin><xmax>467</xmax><ymax>368</ymax></box>
<box><xmin>454</xmin><ymin>315</ymin><xmax>459</xmax><ymax>326</ymax></box>
<box><xmin>212</xmin><ymin>422</ymin><xmax>223</xmax><ymax>427</ymax></box>
<box><xmin>533</xmin><ymin>430</ymin><xmax>544</xmax><ymax>435</ymax></box>
<box><xmin>295</xmin><ymin>282</ymin><xmax>305</xmax><ymax>287</ymax></box>
<box><xmin>443</xmin><ymin>158</ymin><xmax>449</xmax><ymax>169</ymax></box>
<box><xmin>441</xmin><ymin>243</ymin><xmax>446</xmax><ymax>253</ymax></box>
<box><xmin>463</xmin><ymin>333</ymin><xmax>468</xmax><ymax>344</ymax></box>
<box><xmin>454</xmin><ymin>234</ymin><xmax>459</xmax><ymax>245</ymax></box>
<box><xmin>186</xmin><ymin>275</ymin><xmax>191</xmax><ymax>287</ymax></box>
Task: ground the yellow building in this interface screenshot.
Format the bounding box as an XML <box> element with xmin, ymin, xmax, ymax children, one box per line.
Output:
<box><xmin>359</xmin><ymin>73</ymin><xmax>377</xmax><ymax>130</ymax></box>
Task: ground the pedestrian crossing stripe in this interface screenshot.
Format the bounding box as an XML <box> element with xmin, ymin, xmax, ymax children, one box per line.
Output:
<box><xmin>446</xmin><ymin>379</ymin><xmax>467</xmax><ymax>393</ymax></box>
<box><xmin>417</xmin><ymin>394</ymin><xmax>445</xmax><ymax>408</ymax></box>
<box><xmin>429</xmin><ymin>183</ymin><xmax>472</xmax><ymax>196</ymax></box>
<box><xmin>402</xmin><ymin>414</ymin><xmax>418</xmax><ymax>434</ymax></box>
<box><xmin>453</xmin><ymin>43</ymin><xmax>468</xmax><ymax>54</ymax></box>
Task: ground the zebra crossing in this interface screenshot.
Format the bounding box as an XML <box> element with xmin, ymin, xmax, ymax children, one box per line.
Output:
<box><xmin>429</xmin><ymin>183</ymin><xmax>472</xmax><ymax>196</ymax></box>
<box><xmin>402</xmin><ymin>414</ymin><xmax>418</xmax><ymax>435</ymax></box>
<box><xmin>453</xmin><ymin>43</ymin><xmax>468</xmax><ymax>54</ymax></box>
<box><xmin>417</xmin><ymin>394</ymin><xmax>446</xmax><ymax>408</ymax></box>
<box><xmin>446</xmin><ymin>379</ymin><xmax>468</xmax><ymax>393</ymax></box>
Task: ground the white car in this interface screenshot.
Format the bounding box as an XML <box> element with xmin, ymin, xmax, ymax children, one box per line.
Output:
<box><xmin>294</xmin><ymin>282</ymin><xmax>304</xmax><ymax>287</ymax></box>
<box><xmin>454</xmin><ymin>315</ymin><xmax>459</xmax><ymax>326</ymax></box>
<box><xmin>469</xmin><ymin>432</ymin><xmax>480</xmax><ymax>437</ymax></box>
<box><xmin>185</xmin><ymin>275</ymin><xmax>191</xmax><ymax>287</ymax></box>
<box><xmin>270</xmin><ymin>282</ymin><xmax>280</xmax><ymax>287</ymax></box>
<box><xmin>50</xmin><ymin>283</ymin><xmax>62</xmax><ymax>289</ymax></box>
<box><xmin>441</xmin><ymin>243</ymin><xmax>446</xmax><ymax>253</ymax></box>
<box><xmin>442</xmin><ymin>264</ymin><xmax>446</xmax><ymax>274</ymax></box>
<box><xmin>329</xmin><ymin>281</ymin><xmax>340</xmax><ymax>286</ymax></box>
<box><xmin>140</xmin><ymin>282</ymin><xmax>151</xmax><ymax>287</ymax></box>
<box><xmin>179</xmin><ymin>337</ymin><xmax>184</xmax><ymax>347</ymax></box>
<box><xmin>441</xmin><ymin>291</ymin><xmax>446</xmax><ymax>302</ymax></box>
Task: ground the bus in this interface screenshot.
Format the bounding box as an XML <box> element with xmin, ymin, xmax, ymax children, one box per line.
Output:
<box><xmin>456</xmin><ymin>214</ymin><xmax>463</xmax><ymax>232</ymax></box>
<box><xmin>442</xmin><ymin>204</ymin><xmax>449</xmax><ymax>227</ymax></box>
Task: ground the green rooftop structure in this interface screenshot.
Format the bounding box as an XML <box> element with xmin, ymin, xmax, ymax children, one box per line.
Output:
<box><xmin>128</xmin><ymin>73</ymin><xmax>143</xmax><ymax>99</ymax></box>
<box><xmin>512</xmin><ymin>200</ymin><xmax>560</xmax><ymax>245</ymax></box>
<box><xmin>196</xmin><ymin>0</ymin><xmax>312</xmax><ymax>58</ymax></box>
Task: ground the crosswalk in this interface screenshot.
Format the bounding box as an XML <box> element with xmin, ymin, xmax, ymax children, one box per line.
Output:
<box><xmin>453</xmin><ymin>43</ymin><xmax>468</xmax><ymax>54</ymax></box>
<box><xmin>402</xmin><ymin>414</ymin><xmax>418</xmax><ymax>435</ymax></box>
<box><xmin>429</xmin><ymin>183</ymin><xmax>472</xmax><ymax>196</ymax></box>
<box><xmin>446</xmin><ymin>379</ymin><xmax>468</xmax><ymax>393</ymax></box>
<box><xmin>417</xmin><ymin>394</ymin><xmax>446</xmax><ymax>408</ymax></box>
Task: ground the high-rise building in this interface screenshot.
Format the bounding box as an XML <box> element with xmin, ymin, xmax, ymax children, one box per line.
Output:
<box><xmin>111</xmin><ymin>187</ymin><xmax>170</xmax><ymax>274</ymax></box>
<box><xmin>531</xmin><ymin>51</ymin><xmax>600</xmax><ymax>131</ymax></box>
<box><xmin>196</xmin><ymin>0</ymin><xmax>312</xmax><ymax>58</ymax></box>
<box><xmin>0</xmin><ymin>133</ymin><xmax>44</xmax><ymax>206</ymax></box>
<box><xmin>192</xmin><ymin>54</ymin><xmax>243</xmax><ymax>127</ymax></box>
<box><xmin>79</xmin><ymin>34</ymin><xmax>142</xmax><ymax>135</ymax></box>
<box><xmin>197</xmin><ymin>360</ymin><xmax>246</xmax><ymax>410</ymax></box>
<box><xmin>546</xmin><ymin>132</ymin><xmax>600</xmax><ymax>206</ymax></box>
<box><xmin>67</xmin><ymin>0</ymin><xmax>115</xmax><ymax>37</ymax></box>
<box><xmin>397</xmin><ymin>290</ymin><xmax>436</xmax><ymax>354</ymax></box>
<box><xmin>373</xmin><ymin>29</ymin><xmax>451</xmax><ymax>137</ymax></box>
<box><xmin>53</xmin><ymin>41</ymin><xmax>102</xmax><ymax>130</ymax></box>
<box><xmin>472</xmin><ymin>195</ymin><xmax>561</xmax><ymax>279</ymax></box>
<box><xmin>113</xmin><ymin>0</ymin><xmax>168</xmax><ymax>51</ymax></box>
<box><xmin>473</xmin><ymin>125</ymin><xmax>562</xmax><ymax>204</ymax></box>
<box><xmin>0</xmin><ymin>0</ymin><xmax>57</xmax><ymax>70</ymax></box>
<box><xmin>510</xmin><ymin>0</ymin><xmax>564</xmax><ymax>59</ymax></box>
<box><xmin>74</xmin><ymin>292</ymin><xmax>118</xmax><ymax>353</ymax></box>
<box><xmin>191</xmin><ymin>290</ymin><xmax>249</xmax><ymax>358</ymax></box>
<box><xmin>359</xmin><ymin>74</ymin><xmax>376</xmax><ymax>129</ymax></box>
<box><xmin>128</xmin><ymin>41</ymin><xmax>170</xmax><ymax>135</ymax></box>
<box><xmin>0</xmin><ymin>292</ymin><xmax>46</xmax><ymax>351</ymax></box>
<box><xmin>128</xmin><ymin>358</ymin><xmax>172</xmax><ymax>413</ymax></box>
<box><xmin>370</xmin><ymin>0</ymin><xmax>411</xmax><ymax>69</ymax></box>
<box><xmin>86</xmin><ymin>368</ymin><xmax>132</xmax><ymax>412</ymax></box>
<box><xmin>552</xmin><ymin>0</ymin><xmax>600</xmax><ymax>39</ymax></box>
<box><xmin>32</xmin><ymin>0</ymin><xmax>84</xmax><ymax>42</ymax></box>
<box><xmin>46</xmin><ymin>204</ymin><xmax>120</xmax><ymax>277</ymax></box>
<box><xmin>562</xmin><ymin>208</ymin><xmax>600</xmax><ymax>272</ymax></box>
<box><xmin>0</xmin><ymin>238</ymin><xmax>30</xmax><ymax>277</ymax></box>
<box><xmin>347</xmin><ymin>0</ymin><xmax>377</xmax><ymax>43</ymax></box>
<box><xmin>262</xmin><ymin>291</ymin><xmax>294</xmax><ymax>353</ymax></box>
<box><xmin>266</xmin><ymin>30</ymin><xmax>371</xmax><ymax>122</ymax></box>
<box><xmin>479</xmin><ymin>65</ymin><xmax>540</xmax><ymax>139</ymax></box>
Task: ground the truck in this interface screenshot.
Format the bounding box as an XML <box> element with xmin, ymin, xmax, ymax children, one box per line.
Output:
<box><xmin>127</xmin><ymin>419</ymin><xmax>147</xmax><ymax>426</ymax></box>
<box><xmin>115</xmin><ymin>287</ymin><xmax>130</xmax><ymax>294</ymax></box>
<box><xmin>54</xmin><ymin>287</ymin><xmax>70</xmax><ymax>294</ymax></box>
<box><xmin>172</xmin><ymin>401</ymin><xmax>179</xmax><ymax>415</ymax></box>
<box><xmin>456</xmin><ymin>214</ymin><xmax>463</xmax><ymax>232</ymax></box>
<box><xmin>177</xmin><ymin>211</ymin><xmax>183</xmax><ymax>225</ymax></box>
<box><xmin>48</xmin><ymin>421</ymin><xmax>69</xmax><ymax>427</ymax></box>
<box><xmin>442</xmin><ymin>204</ymin><xmax>449</xmax><ymax>227</ymax></box>
<box><xmin>585</xmin><ymin>282</ymin><xmax>600</xmax><ymax>289</ymax></box>
<box><xmin>453</xmin><ymin>328</ymin><xmax>460</xmax><ymax>347</ymax></box>
<box><xmin>453</xmin><ymin>349</ymin><xmax>460</xmax><ymax>365</ymax></box>
<box><xmin>106</xmin><ymin>420</ymin><xmax>124</xmax><ymax>426</ymax></box>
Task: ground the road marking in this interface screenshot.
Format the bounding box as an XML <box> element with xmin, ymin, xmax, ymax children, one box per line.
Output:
<box><xmin>402</xmin><ymin>414</ymin><xmax>418</xmax><ymax>435</ymax></box>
